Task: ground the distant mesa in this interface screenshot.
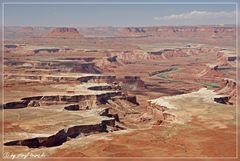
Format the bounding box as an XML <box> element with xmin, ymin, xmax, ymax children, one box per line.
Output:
<box><xmin>121</xmin><ymin>27</ymin><xmax>147</xmax><ymax>36</ymax></box>
<box><xmin>48</xmin><ymin>27</ymin><xmax>81</xmax><ymax>38</ymax></box>
<box><xmin>124</xmin><ymin>27</ymin><xmax>146</xmax><ymax>33</ymax></box>
<box><xmin>120</xmin><ymin>26</ymin><xmax>235</xmax><ymax>37</ymax></box>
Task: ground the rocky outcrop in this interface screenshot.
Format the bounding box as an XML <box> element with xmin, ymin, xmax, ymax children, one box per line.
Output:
<box><xmin>96</xmin><ymin>92</ymin><xmax>122</xmax><ymax>104</ymax></box>
<box><xmin>98</xmin><ymin>108</ymin><xmax>120</xmax><ymax>122</ymax></box>
<box><xmin>217</xmin><ymin>51</ymin><xmax>237</xmax><ymax>66</ymax></box>
<box><xmin>88</xmin><ymin>85</ymin><xmax>113</xmax><ymax>91</ymax></box>
<box><xmin>4</xmin><ymin>129</ymin><xmax>68</xmax><ymax>148</ymax></box>
<box><xmin>198</xmin><ymin>64</ymin><xmax>223</xmax><ymax>78</ymax></box>
<box><xmin>216</xmin><ymin>78</ymin><xmax>237</xmax><ymax>105</ymax></box>
<box><xmin>107</xmin><ymin>95</ymin><xmax>140</xmax><ymax>118</ymax></box>
<box><xmin>115</xmin><ymin>47</ymin><xmax>217</xmax><ymax>63</ymax></box>
<box><xmin>3</xmin><ymin>91</ymin><xmax>123</xmax><ymax>109</ymax></box>
<box><xmin>219</xmin><ymin>78</ymin><xmax>236</xmax><ymax>91</ymax></box>
<box><xmin>3</xmin><ymin>83</ymin><xmax>139</xmax><ymax>110</ymax></box>
<box><xmin>119</xmin><ymin>76</ymin><xmax>146</xmax><ymax>90</ymax></box>
<box><xmin>66</xmin><ymin>123</ymin><xmax>107</xmax><ymax>138</ymax></box>
<box><xmin>149</xmin><ymin>47</ymin><xmax>218</xmax><ymax>60</ymax></box>
<box><xmin>110</xmin><ymin>95</ymin><xmax>139</xmax><ymax>106</ymax></box>
<box><xmin>4</xmin><ymin>59</ymin><xmax>102</xmax><ymax>74</ymax></box>
<box><xmin>4</xmin><ymin>119</ymin><xmax>116</xmax><ymax>148</ymax></box>
<box><xmin>94</xmin><ymin>55</ymin><xmax>123</xmax><ymax>72</ymax></box>
<box><xmin>28</xmin><ymin>100</ymin><xmax>41</xmax><ymax>107</ymax></box>
<box><xmin>41</xmin><ymin>129</ymin><xmax>68</xmax><ymax>147</ymax></box>
<box><xmin>98</xmin><ymin>108</ymin><xmax>110</xmax><ymax>116</ymax></box>
<box><xmin>138</xmin><ymin>103</ymin><xmax>170</xmax><ymax>125</ymax></box>
<box><xmin>107</xmin><ymin>56</ymin><xmax>118</xmax><ymax>63</ymax></box>
<box><xmin>115</xmin><ymin>50</ymin><xmax>157</xmax><ymax>62</ymax></box>
<box><xmin>102</xmin><ymin>119</ymin><xmax>116</xmax><ymax>127</ymax></box>
<box><xmin>78</xmin><ymin>75</ymin><xmax>116</xmax><ymax>83</ymax></box>
<box><xmin>71</xmin><ymin>63</ymin><xmax>101</xmax><ymax>74</ymax></box>
<box><xmin>126</xmin><ymin>96</ymin><xmax>139</xmax><ymax>105</ymax></box>
<box><xmin>87</xmin><ymin>83</ymin><xmax>121</xmax><ymax>91</ymax></box>
<box><xmin>5</xmin><ymin>74</ymin><xmax>113</xmax><ymax>83</ymax></box>
<box><xmin>48</xmin><ymin>27</ymin><xmax>81</xmax><ymax>38</ymax></box>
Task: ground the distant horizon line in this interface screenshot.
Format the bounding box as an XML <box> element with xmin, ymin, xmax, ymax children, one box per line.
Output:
<box><xmin>4</xmin><ymin>24</ymin><xmax>236</xmax><ymax>28</ymax></box>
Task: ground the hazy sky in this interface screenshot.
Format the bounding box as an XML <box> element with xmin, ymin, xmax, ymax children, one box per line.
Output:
<box><xmin>2</xmin><ymin>0</ymin><xmax>238</xmax><ymax>27</ymax></box>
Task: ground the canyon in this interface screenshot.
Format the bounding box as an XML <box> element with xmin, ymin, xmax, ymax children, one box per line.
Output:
<box><xmin>1</xmin><ymin>25</ymin><xmax>238</xmax><ymax>160</ymax></box>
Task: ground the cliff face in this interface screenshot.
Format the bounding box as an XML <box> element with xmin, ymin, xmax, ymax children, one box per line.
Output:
<box><xmin>4</xmin><ymin>59</ymin><xmax>102</xmax><ymax>74</ymax></box>
<box><xmin>119</xmin><ymin>76</ymin><xmax>146</xmax><ymax>91</ymax></box>
<box><xmin>3</xmin><ymin>90</ymin><xmax>138</xmax><ymax>110</ymax></box>
<box><xmin>4</xmin><ymin>119</ymin><xmax>115</xmax><ymax>148</ymax></box>
<box><xmin>217</xmin><ymin>51</ymin><xmax>237</xmax><ymax>66</ymax></box>
<box><xmin>48</xmin><ymin>27</ymin><xmax>81</xmax><ymax>38</ymax></box>
<box><xmin>216</xmin><ymin>78</ymin><xmax>237</xmax><ymax>105</ymax></box>
<box><xmin>77</xmin><ymin>75</ymin><xmax>116</xmax><ymax>83</ymax></box>
<box><xmin>198</xmin><ymin>64</ymin><xmax>223</xmax><ymax>78</ymax></box>
<box><xmin>94</xmin><ymin>55</ymin><xmax>124</xmax><ymax>72</ymax></box>
<box><xmin>149</xmin><ymin>47</ymin><xmax>221</xmax><ymax>59</ymax></box>
<box><xmin>138</xmin><ymin>102</ymin><xmax>175</xmax><ymax>126</ymax></box>
<box><xmin>112</xmin><ymin>47</ymin><xmax>219</xmax><ymax>63</ymax></box>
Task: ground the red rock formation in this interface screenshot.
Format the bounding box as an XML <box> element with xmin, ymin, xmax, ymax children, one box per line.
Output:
<box><xmin>6</xmin><ymin>60</ymin><xmax>101</xmax><ymax>74</ymax></box>
<box><xmin>4</xmin><ymin>91</ymin><xmax>126</xmax><ymax>109</ymax></box>
<box><xmin>149</xmin><ymin>47</ymin><xmax>220</xmax><ymax>60</ymax></box>
<box><xmin>117</xmin><ymin>51</ymin><xmax>158</xmax><ymax>62</ymax></box>
<box><xmin>94</xmin><ymin>55</ymin><xmax>124</xmax><ymax>72</ymax></box>
<box><xmin>3</xmin><ymin>114</ymin><xmax>122</xmax><ymax>148</ymax></box>
<box><xmin>216</xmin><ymin>78</ymin><xmax>237</xmax><ymax>105</ymax></box>
<box><xmin>48</xmin><ymin>27</ymin><xmax>81</xmax><ymax>38</ymax></box>
<box><xmin>119</xmin><ymin>76</ymin><xmax>146</xmax><ymax>90</ymax></box>
<box><xmin>78</xmin><ymin>75</ymin><xmax>116</xmax><ymax>83</ymax></box>
<box><xmin>126</xmin><ymin>96</ymin><xmax>139</xmax><ymax>105</ymax></box>
<box><xmin>138</xmin><ymin>103</ymin><xmax>174</xmax><ymax>125</ymax></box>
<box><xmin>198</xmin><ymin>64</ymin><xmax>223</xmax><ymax>78</ymax></box>
<box><xmin>217</xmin><ymin>51</ymin><xmax>237</xmax><ymax>66</ymax></box>
<box><xmin>120</xmin><ymin>26</ymin><xmax>235</xmax><ymax>38</ymax></box>
<box><xmin>116</xmin><ymin>47</ymin><xmax>218</xmax><ymax>63</ymax></box>
<box><xmin>98</xmin><ymin>108</ymin><xmax>120</xmax><ymax>122</ymax></box>
<box><xmin>4</xmin><ymin>121</ymin><xmax>115</xmax><ymax>148</ymax></box>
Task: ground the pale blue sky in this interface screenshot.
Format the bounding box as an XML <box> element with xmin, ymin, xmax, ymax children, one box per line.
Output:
<box><xmin>2</xmin><ymin>0</ymin><xmax>238</xmax><ymax>27</ymax></box>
